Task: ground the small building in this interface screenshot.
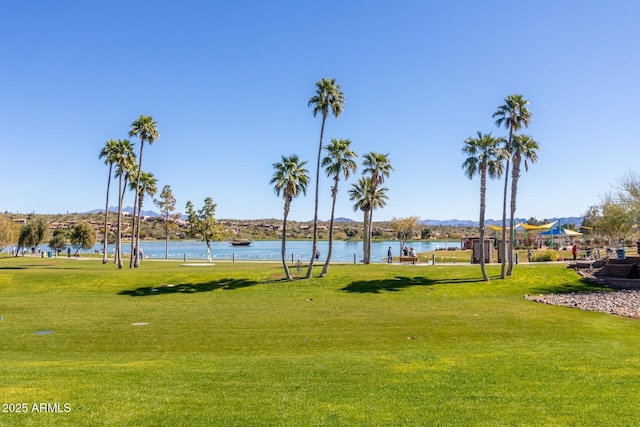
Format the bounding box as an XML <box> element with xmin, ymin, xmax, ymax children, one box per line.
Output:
<box><xmin>470</xmin><ymin>238</ymin><xmax>494</xmax><ymax>264</ymax></box>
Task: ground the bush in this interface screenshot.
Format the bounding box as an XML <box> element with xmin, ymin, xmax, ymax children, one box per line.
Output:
<box><xmin>531</xmin><ymin>250</ymin><xmax>558</xmax><ymax>262</ymax></box>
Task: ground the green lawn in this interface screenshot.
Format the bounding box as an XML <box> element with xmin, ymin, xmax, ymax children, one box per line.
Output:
<box><xmin>0</xmin><ymin>256</ymin><xmax>638</xmax><ymax>426</ymax></box>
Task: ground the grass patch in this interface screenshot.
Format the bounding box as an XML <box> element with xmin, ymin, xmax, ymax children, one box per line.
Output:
<box><xmin>0</xmin><ymin>256</ymin><xmax>638</xmax><ymax>425</ymax></box>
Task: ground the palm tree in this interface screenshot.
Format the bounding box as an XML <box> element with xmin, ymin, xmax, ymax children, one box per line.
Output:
<box><xmin>128</xmin><ymin>170</ymin><xmax>157</xmax><ymax>263</ymax></box>
<box><xmin>493</xmin><ymin>94</ymin><xmax>532</xmax><ymax>278</ymax></box>
<box><xmin>270</xmin><ymin>155</ymin><xmax>309</xmax><ymax>280</ymax></box>
<box><xmin>307</xmin><ymin>78</ymin><xmax>345</xmax><ymax>278</ymax></box>
<box><xmin>99</xmin><ymin>139</ymin><xmax>120</xmax><ymax>264</ymax></box>
<box><xmin>349</xmin><ymin>177</ymin><xmax>389</xmax><ymax>263</ymax></box>
<box><xmin>113</xmin><ymin>139</ymin><xmax>136</xmax><ymax>269</ymax></box>
<box><xmin>462</xmin><ymin>132</ymin><xmax>506</xmax><ymax>281</ymax></box>
<box><xmin>362</xmin><ymin>152</ymin><xmax>393</xmax><ymax>264</ymax></box>
<box><xmin>507</xmin><ymin>134</ymin><xmax>539</xmax><ymax>275</ymax></box>
<box><xmin>129</xmin><ymin>115</ymin><xmax>159</xmax><ymax>268</ymax></box>
<box><xmin>349</xmin><ymin>176</ymin><xmax>372</xmax><ymax>263</ymax></box>
<box><xmin>368</xmin><ymin>184</ymin><xmax>390</xmax><ymax>256</ymax></box>
<box><xmin>320</xmin><ymin>138</ymin><xmax>358</xmax><ymax>277</ymax></box>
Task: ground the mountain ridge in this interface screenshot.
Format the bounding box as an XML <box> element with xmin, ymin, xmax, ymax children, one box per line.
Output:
<box><xmin>83</xmin><ymin>208</ymin><xmax>582</xmax><ymax>227</ymax></box>
<box><xmin>421</xmin><ymin>217</ymin><xmax>583</xmax><ymax>227</ymax></box>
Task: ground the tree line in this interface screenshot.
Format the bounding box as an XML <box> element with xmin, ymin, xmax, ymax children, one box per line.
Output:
<box><xmin>583</xmin><ymin>172</ymin><xmax>640</xmax><ymax>246</ymax></box>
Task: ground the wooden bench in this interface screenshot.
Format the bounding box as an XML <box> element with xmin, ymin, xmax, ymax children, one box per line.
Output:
<box><xmin>399</xmin><ymin>256</ymin><xmax>419</xmax><ymax>265</ymax></box>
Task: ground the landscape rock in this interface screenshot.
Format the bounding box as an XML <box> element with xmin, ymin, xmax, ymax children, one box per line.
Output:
<box><xmin>525</xmin><ymin>290</ymin><xmax>640</xmax><ymax>318</ymax></box>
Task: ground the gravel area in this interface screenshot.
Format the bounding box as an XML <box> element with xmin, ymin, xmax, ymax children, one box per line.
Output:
<box><xmin>525</xmin><ymin>290</ymin><xmax>640</xmax><ymax>318</ymax></box>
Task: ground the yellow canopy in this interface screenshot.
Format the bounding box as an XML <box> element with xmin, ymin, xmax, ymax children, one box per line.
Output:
<box><xmin>561</xmin><ymin>228</ymin><xmax>583</xmax><ymax>236</ymax></box>
<box><xmin>518</xmin><ymin>221</ymin><xmax>557</xmax><ymax>230</ymax></box>
<box><xmin>488</xmin><ymin>221</ymin><xmax>557</xmax><ymax>232</ymax></box>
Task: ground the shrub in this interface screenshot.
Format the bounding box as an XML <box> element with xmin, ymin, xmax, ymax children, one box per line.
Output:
<box><xmin>531</xmin><ymin>250</ymin><xmax>558</xmax><ymax>262</ymax></box>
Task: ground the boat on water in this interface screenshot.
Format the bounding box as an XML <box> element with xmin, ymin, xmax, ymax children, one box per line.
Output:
<box><xmin>230</xmin><ymin>239</ymin><xmax>252</xmax><ymax>246</ymax></box>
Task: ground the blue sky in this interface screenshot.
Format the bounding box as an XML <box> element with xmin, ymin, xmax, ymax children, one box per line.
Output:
<box><xmin>1</xmin><ymin>1</ymin><xmax>639</xmax><ymax>222</ymax></box>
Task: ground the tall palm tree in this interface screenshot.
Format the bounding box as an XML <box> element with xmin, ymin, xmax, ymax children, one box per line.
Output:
<box><xmin>507</xmin><ymin>134</ymin><xmax>539</xmax><ymax>275</ymax></box>
<box><xmin>462</xmin><ymin>132</ymin><xmax>506</xmax><ymax>281</ymax></box>
<box><xmin>320</xmin><ymin>138</ymin><xmax>358</xmax><ymax>277</ymax></box>
<box><xmin>98</xmin><ymin>139</ymin><xmax>120</xmax><ymax>264</ymax></box>
<box><xmin>113</xmin><ymin>139</ymin><xmax>136</xmax><ymax>269</ymax></box>
<box><xmin>362</xmin><ymin>152</ymin><xmax>393</xmax><ymax>264</ymax></box>
<box><xmin>270</xmin><ymin>155</ymin><xmax>309</xmax><ymax>280</ymax></box>
<box><xmin>349</xmin><ymin>176</ymin><xmax>372</xmax><ymax>262</ymax></box>
<box><xmin>307</xmin><ymin>78</ymin><xmax>345</xmax><ymax>278</ymax></box>
<box><xmin>493</xmin><ymin>94</ymin><xmax>532</xmax><ymax>278</ymax></box>
<box><xmin>128</xmin><ymin>170</ymin><xmax>157</xmax><ymax>262</ymax></box>
<box><xmin>129</xmin><ymin>115</ymin><xmax>159</xmax><ymax>268</ymax></box>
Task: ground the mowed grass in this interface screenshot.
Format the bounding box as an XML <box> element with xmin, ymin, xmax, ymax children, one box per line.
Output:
<box><xmin>1</xmin><ymin>256</ymin><xmax>639</xmax><ymax>426</ymax></box>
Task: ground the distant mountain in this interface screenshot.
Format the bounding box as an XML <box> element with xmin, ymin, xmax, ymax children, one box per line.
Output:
<box><xmin>422</xmin><ymin>217</ymin><xmax>583</xmax><ymax>227</ymax></box>
<box><xmin>84</xmin><ymin>207</ymin><xmax>161</xmax><ymax>217</ymax></box>
<box><xmin>81</xmin><ymin>208</ymin><xmax>582</xmax><ymax>227</ymax></box>
<box><xmin>422</xmin><ymin>219</ymin><xmax>480</xmax><ymax>227</ymax></box>
<box><xmin>334</xmin><ymin>217</ymin><xmax>356</xmax><ymax>223</ymax></box>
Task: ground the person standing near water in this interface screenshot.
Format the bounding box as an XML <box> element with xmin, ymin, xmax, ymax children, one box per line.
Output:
<box><xmin>387</xmin><ymin>246</ymin><xmax>392</xmax><ymax>263</ymax></box>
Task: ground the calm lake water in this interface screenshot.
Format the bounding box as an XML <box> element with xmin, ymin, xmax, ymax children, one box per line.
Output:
<box><xmin>91</xmin><ymin>239</ymin><xmax>461</xmax><ymax>263</ymax></box>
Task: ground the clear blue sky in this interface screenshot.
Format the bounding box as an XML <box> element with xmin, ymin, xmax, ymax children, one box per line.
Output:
<box><xmin>1</xmin><ymin>1</ymin><xmax>639</xmax><ymax>222</ymax></box>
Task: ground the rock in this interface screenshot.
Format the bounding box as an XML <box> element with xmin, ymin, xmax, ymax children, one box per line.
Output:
<box><xmin>525</xmin><ymin>290</ymin><xmax>640</xmax><ymax>318</ymax></box>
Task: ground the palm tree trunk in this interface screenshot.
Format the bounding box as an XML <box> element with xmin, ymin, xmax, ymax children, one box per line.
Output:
<box><xmin>306</xmin><ymin>115</ymin><xmax>327</xmax><ymax>279</ymax></box>
<box><xmin>500</xmin><ymin>127</ymin><xmax>513</xmax><ymax>279</ymax></box>
<box><xmin>480</xmin><ymin>166</ymin><xmax>489</xmax><ymax>281</ymax></box>
<box><xmin>500</xmin><ymin>163</ymin><xmax>509</xmax><ymax>278</ymax></box>
<box><xmin>366</xmin><ymin>208</ymin><xmax>374</xmax><ymax>264</ymax></box>
<box><xmin>116</xmin><ymin>175</ymin><xmax>124</xmax><ymax>269</ymax></box>
<box><xmin>134</xmin><ymin>202</ymin><xmax>142</xmax><ymax>267</ymax></box>
<box><xmin>102</xmin><ymin>165</ymin><xmax>112</xmax><ymax>264</ymax></box>
<box><xmin>135</xmin><ymin>194</ymin><xmax>144</xmax><ymax>266</ymax></box>
<box><xmin>507</xmin><ymin>155</ymin><xmax>521</xmax><ymax>276</ymax></box>
<box><xmin>320</xmin><ymin>181</ymin><xmax>338</xmax><ymax>277</ymax></box>
<box><xmin>362</xmin><ymin>210</ymin><xmax>370</xmax><ymax>264</ymax></box>
<box><xmin>282</xmin><ymin>199</ymin><xmax>292</xmax><ymax>280</ymax></box>
<box><xmin>131</xmin><ymin>141</ymin><xmax>145</xmax><ymax>268</ymax></box>
<box><xmin>129</xmin><ymin>189</ymin><xmax>138</xmax><ymax>268</ymax></box>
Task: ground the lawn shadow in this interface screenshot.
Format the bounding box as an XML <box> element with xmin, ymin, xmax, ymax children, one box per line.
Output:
<box><xmin>341</xmin><ymin>275</ymin><xmax>487</xmax><ymax>293</ymax></box>
<box><xmin>119</xmin><ymin>278</ymin><xmax>259</xmax><ymax>296</ymax></box>
<box><xmin>530</xmin><ymin>278</ymin><xmax>610</xmax><ymax>295</ymax></box>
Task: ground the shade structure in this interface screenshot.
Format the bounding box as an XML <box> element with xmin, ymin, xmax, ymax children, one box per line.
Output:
<box><xmin>489</xmin><ymin>221</ymin><xmax>558</xmax><ymax>232</ymax></box>
<box><xmin>539</xmin><ymin>227</ymin><xmax>582</xmax><ymax>237</ymax></box>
